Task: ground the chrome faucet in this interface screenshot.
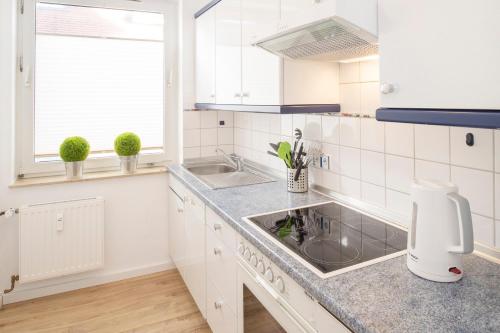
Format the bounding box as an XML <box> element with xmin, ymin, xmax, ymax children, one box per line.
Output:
<box><xmin>216</xmin><ymin>148</ymin><xmax>244</xmax><ymax>171</ymax></box>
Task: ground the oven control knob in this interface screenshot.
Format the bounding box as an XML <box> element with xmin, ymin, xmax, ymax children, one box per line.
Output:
<box><xmin>276</xmin><ymin>277</ymin><xmax>285</xmax><ymax>293</ymax></box>
<box><xmin>265</xmin><ymin>267</ymin><xmax>274</xmax><ymax>282</ymax></box>
<box><xmin>238</xmin><ymin>242</ymin><xmax>245</xmax><ymax>255</ymax></box>
<box><xmin>257</xmin><ymin>260</ymin><xmax>265</xmax><ymax>274</ymax></box>
<box><xmin>244</xmin><ymin>248</ymin><xmax>251</xmax><ymax>261</ymax></box>
<box><xmin>250</xmin><ymin>254</ymin><xmax>258</xmax><ymax>267</ymax></box>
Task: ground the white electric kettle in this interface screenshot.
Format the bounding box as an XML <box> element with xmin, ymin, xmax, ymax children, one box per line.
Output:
<box><xmin>408</xmin><ymin>180</ymin><xmax>474</xmax><ymax>282</ymax></box>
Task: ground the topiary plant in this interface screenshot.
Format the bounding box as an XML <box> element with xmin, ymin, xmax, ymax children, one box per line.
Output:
<box><xmin>114</xmin><ymin>132</ymin><xmax>141</xmax><ymax>156</ymax></box>
<box><xmin>59</xmin><ymin>136</ymin><xmax>90</xmax><ymax>162</ymax></box>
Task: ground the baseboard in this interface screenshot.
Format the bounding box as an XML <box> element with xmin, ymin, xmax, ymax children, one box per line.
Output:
<box><xmin>3</xmin><ymin>260</ymin><xmax>175</xmax><ymax>305</ymax></box>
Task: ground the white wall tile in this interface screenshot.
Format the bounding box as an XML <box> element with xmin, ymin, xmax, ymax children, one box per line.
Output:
<box><xmin>268</xmin><ymin>114</ymin><xmax>281</xmax><ymax>135</ymax></box>
<box><xmin>281</xmin><ymin>114</ymin><xmax>293</xmax><ymax>136</ymax></box>
<box><xmin>184</xmin><ymin>147</ymin><xmax>201</xmax><ymax>159</ymax></box>
<box><xmin>360</xmin><ymin>82</ymin><xmax>380</xmax><ymax>117</ymax></box>
<box><xmin>415</xmin><ymin>160</ymin><xmax>450</xmax><ymax>182</ymax></box>
<box><xmin>252</xmin><ymin>130</ymin><xmax>269</xmax><ymax>152</ymax></box>
<box><xmin>339</xmin><ymin>62</ymin><xmax>359</xmax><ymax>83</ymax></box>
<box><xmin>218</xmin><ymin>111</ymin><xmax>234</xmax><ymax>128</ymax></box>
<box><xmin>340</xmin><ymin>176</ymin><xmax>361</xmax><ymax>199</ymax></box>
<box><xmin>184</xmin><ymin>111</ymin><xmax>201</xmax><ymax>129</ymax></box>
<box><xmin>293</xmin><ymin>114</ymin><xmax>306</xmax><ymax>133</ymax></box>
<box><xmin>362</xmin><ymin>182</ymin><xmax>385</xmax><ymax>207</ymax></box>
<box><xmin>322</xmin><ymin>115</ymin><xmax>340</xmax><ymax>145</ymax></box>
<box><xmin>361</xmin><ymin>150</ymin><xmax>385</xmax><ymax>186</ymax></box>
<box><xmin>495</xmin><ymin>174</ymin><xmax>500</xmax><ymax>220</ymax></box>
<box><xmin>304</xmin><ymin>115</ymin><xmax>322</xmax><ymax>141</ymax></box>
<box><xmin>183</xmin><ymin>129</ymin><xmax>201</xmax><ymax>148</ymax></box>
<box><xmin>309</xmin><ymin>167</ymin><xmax>323</xmax><ymax>185</ymax></box>
<box><xmin>200</xmin><ymin>128</ymin><xmax>217</xmax><ymax>146</ymax></box>
<box><xmin>495</xmin><ymin>130</ymin><xmax>500</xmax><ymax>172</ymax></box>
<box><xmin>451</xmin><ymin>166</ymin><xmax>493</xmax><ymax>218</ymax></box>
<box><xmin>201</xmin><ymin>146</ymin><xmax>217</xmax><ymax>157</ymax></box>
<box><xmin>322</xmin><ymin>143</ymin><xmax>340</xmax><ymax>173</ymax></box>
<box><xmin>386</xmin><ymin>155</ymin><xmax>414</xmax><ymax>193</ymax></box>
<box><xmin>359</xmin><ymin>59</ymin><xmax>379</xmax><ymax>82</ymax></box>
<box><xmin>414</xmin><ymin>125</ymin><xmax>450</xmax><ymax>163</ymax></box>
<box><xmin>235</xmin><ymin>112</ymin><xmax>252</xmax><ymax>129</ymax></box>
<box><xmin>472</xmin><ymin>214</ymin><xmax>494</xmax><ymax>247</ymax></box>
<box><xmin>340</xmin><ymin>146</ymin><xmax>361</xmax><ymax>179</ymax></box>
<box><xmin>218</xmin><ymin>128</ymin><xmax>234</xmax><ymax>145</ymax></box>
<box><xmin>217</xmin><ymin>144</ymin><xmax>234</xmax><ymax>155</ymax></box>
<box><xmin>339</xmin><ymin>117</ymin><xmax>361</xmax><ymax>148</ymax></box>
<box><xmin>360</xmin><ymin>118</ymin><xmax>384</xmax><ymax>152</ymax></box>
<box><xmin>385</xmin><ymin>122</ymin><xmax>414</xmax><ymax>157</ymax></box>
<box><xmin>450</xmin><ymin>127</ymin><xmax>493</xmax><ymax>171</ymax></box>
<box><xmin>252</xmin><ymin>113</ymin><xmax>270</xmax><ymax>133</ymax></box>
<box><xmin>496</xmin><ymin>220</ymin><xmax>500</xmax><ymax>248</ymax></box>
<box><xmin>200</xmin><ymin>111</ymin><xmax>218</xmax><ymax>128</ymax></box>
<box><xmin>322</xmin><ymin>171</ymin><xmax>340</xmax><ymax>191</ymax></box>
<box><xmin>339</xmin><ymin>83</ymin><xmax>361</xmax><ymax>114</ymax></box>
<box><xmin>386</xmin><ymin>190</ymin><xmax>411</xmax><ymax>221</ymax></box>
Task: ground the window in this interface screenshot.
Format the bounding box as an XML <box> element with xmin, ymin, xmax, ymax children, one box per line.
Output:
<box><xmin>18</xmin><ymin>0</ymin><xmax>176</xmax><ymax>176</ymax></box>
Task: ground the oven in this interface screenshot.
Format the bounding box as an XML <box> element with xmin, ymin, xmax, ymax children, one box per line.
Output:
<box><xmin>236</xmin><ymin>240</ymin><xmax>317</xmax><ymax>333</ymax></box>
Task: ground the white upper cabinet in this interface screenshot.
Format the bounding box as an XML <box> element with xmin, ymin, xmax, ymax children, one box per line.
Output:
<box><xmin>196</xmin><ymin>9</ymin><xmax>216</xmax><ymax>104</ymax></box>
<box><xmin>241</xmin><ymin>0</ymin><xmax>281</xmax><ymax>105</ymax></box>
<box><xmin>215</xmin><ymin>0</ymin><xmax>242</xmax><ymax>104</ymax></box>
<box><xmin>379</xmin><ymin>0</ymin><xmax>500</xmax><ymax>110</ymax></box>
<box><xmin>280</xmin><ymin>0</ymin><xmax>335</xmax><ymax>32</ymax></box>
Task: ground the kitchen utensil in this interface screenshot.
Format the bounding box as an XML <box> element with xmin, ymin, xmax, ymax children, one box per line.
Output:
<box><xmin>408</xmin><ymin>180</ymin><xmax>474</xmax><ymax>282</ymax></box>
<box><xmin>278</xmin><ymin>142</ymin><xmax>292</xmax><ymax>168</ymax></box>
<box><xmin>294</xmin><ymin>128</ymin><xmax>302</xmax><ymax>140</ymax></box>
<box><xmin>269</xmin><ymin>142</ymin><xmax>280</xmax><ymax>152</ymax></box>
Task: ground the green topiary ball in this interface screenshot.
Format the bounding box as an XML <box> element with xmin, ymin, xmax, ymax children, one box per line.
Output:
<box><xmin>59</xmin><ymin>136</ymin><xmax>90</xmax><ymax>162</ymax></box>
<box><xmin>114</xmin><ymin>132</ymin><xmax>141</xmax><ymax>156</ymax></box>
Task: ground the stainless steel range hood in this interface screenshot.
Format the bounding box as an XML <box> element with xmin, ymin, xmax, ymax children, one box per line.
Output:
<box><xmin>255</xmin><ymin>0</ymin><xmax>378</xmax><ymax>61</ymax></box>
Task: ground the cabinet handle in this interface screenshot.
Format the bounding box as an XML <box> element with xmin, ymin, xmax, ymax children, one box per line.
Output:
<box><xmin>213</xmin><ymin>247</ymin><xmax>222</xmax><ymax>256</ymax></box>
<box><xmin>234</xmin><ymin>92</ymin><xmax>241</xmax><ymax>98</ymax></box>
<box><xmin>177</xmin><ymin>207</ymin><xmax>184</xmax><ymax>213</ymax></box>
<box><xmin>380</xmin><ymin>83</ymin><xmax>395</xmax><ymax>94</ymax></box>
<box><xmin>214</xmin><ymin>300</ymin><xmax>223</xmax><ymax>309</ymax></box>
<box><xmin>213</xmin><ymin>223</ymin><xmax>222</xmax><ymax>231</ymax></box>
<box><xmin>242</xmin><ymin>92</ymin><xmax>250</xmax><ymax>98</ymax></box>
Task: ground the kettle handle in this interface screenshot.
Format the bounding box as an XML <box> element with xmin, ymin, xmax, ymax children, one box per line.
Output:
<box><xmin>447</xmin><ymin>192</ymin><xmax>474</xmax><ymax>254</ymax></box>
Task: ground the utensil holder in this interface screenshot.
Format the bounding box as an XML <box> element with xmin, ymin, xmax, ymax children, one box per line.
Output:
<box><xmin>287</xmin><ymin>168</ymin><xmax>308</xmax><ymax>193</ymax></box>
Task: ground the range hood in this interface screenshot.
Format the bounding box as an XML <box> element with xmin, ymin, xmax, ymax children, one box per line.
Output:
<box><xmin>255</xmin><ymin>1</ymin><xmax>378</xmax><ymax>61</ymax></box>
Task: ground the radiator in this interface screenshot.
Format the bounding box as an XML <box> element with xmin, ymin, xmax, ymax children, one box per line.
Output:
<box><xmin>19</xmin><ymin>197</ymin><xmax>105</xmax><ymax>283</ymax></box>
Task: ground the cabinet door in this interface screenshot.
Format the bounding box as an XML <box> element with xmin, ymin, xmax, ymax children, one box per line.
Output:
<box><xmin>168</xmin><ymin>188</ymin><xmax>185</xmax><ymax>274</ymax></box>
<box><xmin>215</xmin><ymin>0</ymin><xmax>242</xmax><ymax>104</ymax></box>
<box><xmin>241</xmin><ymin>0</ymin><xmax>281</xmax><ymax>105</ymax></box>
<box><xmin>184</xmin><ymin>192</ymin><xmax>207</xmax><ymax>317</ymax></box>
<box><xmin>196</xmin><ymin>10</ymin><xmax>216</xmax><ymax>103</ymax></box>
<box><xmin>379</xmin><ymin>0</ymin><xmax>500</xmax><ymax>109</ymax></box>
<box><xmin>280</xmin><ymin>0</ymin><xmax>335</xmax><ymax>32</ymax></box>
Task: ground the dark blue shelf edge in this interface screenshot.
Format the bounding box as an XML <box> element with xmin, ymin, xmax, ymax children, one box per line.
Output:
<box><xmin>194</xmin><ymin>103</ymin><xmax>341</xmax><ymax>114</ymax></box>
<box><xmin>376</xmin><ymin>108</ymin><xmax>500</xmax><ymax>129</ymax></box>
<box><xmin>194</xmin><ymin>0</ymin><xmax>222</xmax><ymax>18</ymax></box>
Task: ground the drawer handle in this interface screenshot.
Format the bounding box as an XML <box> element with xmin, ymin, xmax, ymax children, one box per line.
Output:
<box><xmin>213</xmin><ymin>248</ymin><xmax>222</xmax><ymax>256</ymax></box>
<box><xmin>214</xmin><ymin>300</ymin><xmax>223</xmax><ymax>309</ymax></box>
<box><xmin>213</xmin><ymin>223</ymin><xmax>222</xmax><ymax>231</ymax></box>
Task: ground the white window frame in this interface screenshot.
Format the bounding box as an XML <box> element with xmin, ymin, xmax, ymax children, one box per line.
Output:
<box><xmin>16</xmin><ymin>0</ymin><xmax>178</xmax><ymax>177</ymax></box>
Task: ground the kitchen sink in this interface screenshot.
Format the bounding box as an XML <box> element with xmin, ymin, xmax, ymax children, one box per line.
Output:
<box><xmin>183</xmin><ymin>160</ymin><xmax>275</xmax><ymax>189</ymax></box>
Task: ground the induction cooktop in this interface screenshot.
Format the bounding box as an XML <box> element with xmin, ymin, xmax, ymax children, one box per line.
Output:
<box><xmin>245</xmin><ymin>202</ymin><xmax>407</xmax><ymax>277</ymax></box>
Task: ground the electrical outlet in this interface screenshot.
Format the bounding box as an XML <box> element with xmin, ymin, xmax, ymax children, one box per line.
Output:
<box><xmin>320</xmin><ymin>154</ymin><xmax>330</xmax><ymax>170</ymax></box>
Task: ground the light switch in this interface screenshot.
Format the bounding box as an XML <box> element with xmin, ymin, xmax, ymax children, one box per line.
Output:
<box><xmin>56</xmin><ymin>213</ymin><xmax>64</xmax><ymax>232</ymax></box>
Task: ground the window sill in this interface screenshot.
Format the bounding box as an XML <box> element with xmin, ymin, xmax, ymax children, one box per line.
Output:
<box><xmin>10</xmin><ymin>166</ymin><xmax>168</xmax><ymax>188</ymax></box>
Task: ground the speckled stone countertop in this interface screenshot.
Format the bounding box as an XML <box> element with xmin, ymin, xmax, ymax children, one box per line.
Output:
<box><xmin>168</xmin><ymin>164</ymin><xmax>500</xmax><ymax>333</ymax></box>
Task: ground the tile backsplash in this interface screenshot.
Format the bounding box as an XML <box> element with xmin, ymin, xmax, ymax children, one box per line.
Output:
<box><xmin>184</xmin><ymin>60</ymin><xmax>500</xmax><ymax>251</ymax></box>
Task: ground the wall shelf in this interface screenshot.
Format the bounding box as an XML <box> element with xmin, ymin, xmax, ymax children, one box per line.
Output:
<box><xmin>376</xmin><ymin>108</ymin><xmax>500</xmax><ymax>129</ymax></box>
<box><xmin>194</xmin><ymin>103</ymin><xmax>341</xmax><ymax>114</ymax></box>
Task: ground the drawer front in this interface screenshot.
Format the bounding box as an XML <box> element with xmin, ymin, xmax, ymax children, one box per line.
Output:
<box><xmin>168</xmin><ymin>174</ymin><xmax>187</xmax><ymax>199</ymax></box>
<box><xmin>206</xmin><ymin>279</ymin><xmax>237</xmax><ymax>333</ymax></box>
<box><xmin>315</xmin><ymin>302</ymin><xmax>351</xmax><ymax>333</ymax></box>
<box><xmin>206</xmin><ymin>227</ymin><xmax>237</xmax><ymax>312</ymax></box>
<box><xmin>206</xmin><ymin>206</ymin><xmax>237</xmax><ymax>252</ymax></box>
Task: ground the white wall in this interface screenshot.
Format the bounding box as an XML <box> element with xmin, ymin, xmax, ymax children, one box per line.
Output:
<box><xmin>0</xmin><ymin>0</ymin><xmax>175</xmax><ymax>303</ymax></box>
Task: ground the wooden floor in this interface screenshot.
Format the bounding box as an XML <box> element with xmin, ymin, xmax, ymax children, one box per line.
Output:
<box><xmin>0</xmin><ymin>270</ymin><xmax>211</xmax><ymax>333</ymax></box>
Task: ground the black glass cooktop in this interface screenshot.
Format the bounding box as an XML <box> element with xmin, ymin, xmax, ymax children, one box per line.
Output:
<box><xmin>248</xmin><ymin>202</ymin><xmax>407</xmax><ymax>274</ymax></box>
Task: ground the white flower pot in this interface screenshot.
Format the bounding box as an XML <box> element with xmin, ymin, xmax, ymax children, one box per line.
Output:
<box><xmin>120</xmin><ymin>155</ymin><xmax>138</xmax><ymax>174</ymax></box>
<box><xmin>65</xmin><ymin>161</ymin><xmax>84</xmax><ymax>179</ymax></box>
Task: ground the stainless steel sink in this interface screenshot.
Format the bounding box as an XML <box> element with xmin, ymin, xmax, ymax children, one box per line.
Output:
<box><xmin>183</xmin><ymin>160</ymin><xmax>275</xmax><ymax>189</ymax></box>
<box><xmin>186</xmin><ymin>163</ymin><xmax>236</xmax><ymax>176</ymax></box>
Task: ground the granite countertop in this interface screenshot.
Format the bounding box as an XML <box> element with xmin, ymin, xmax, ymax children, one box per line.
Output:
<box><xmin>168</xmin><ymin>164</ymin><xmax>500</xmax><ymax>333</ymax></box>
